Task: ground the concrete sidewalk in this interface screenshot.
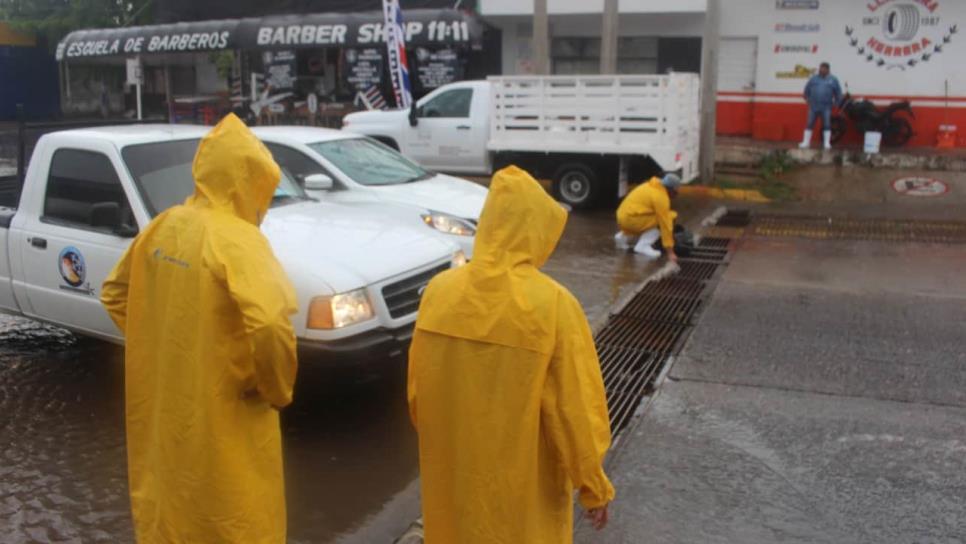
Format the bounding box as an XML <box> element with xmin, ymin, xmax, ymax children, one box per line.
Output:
<box><xmin>576</xmin><ymin>225</ymin><xmax>966</xmax><ymax>543</ymax></box>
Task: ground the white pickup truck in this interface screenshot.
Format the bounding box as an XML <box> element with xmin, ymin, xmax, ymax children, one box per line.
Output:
<box><xmin>0</xmin><ymin>125</ymin><xmax>465</xmax><ymax>363</ymax></box>
<box><xmin>343</xmin><ymin>74</ymin><xmax>701</xmax><ymax>208</ymax></box>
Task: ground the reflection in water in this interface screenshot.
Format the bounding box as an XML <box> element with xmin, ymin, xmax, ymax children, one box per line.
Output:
<box><xmin>0</xmin><ymin>314</ymin><xmax>419</xmax><ymax>544</ymax></box>
<box><xmin>284</xmin><ymin>362</ymin><xmax>420</xmax><ymax>544</ymax></box>
<box><xmin>545</xmin><ymin>200</ymin><xmax>712</xmax><ymax>325</ymax></box>
<box><xmin>0</xmin><ymin>315</ymin><xmax>129</xmax><ymax>544</ymax></box>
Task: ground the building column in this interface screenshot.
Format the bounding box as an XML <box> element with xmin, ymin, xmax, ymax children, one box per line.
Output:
<box><xmin>532</xmin><ymin>0</ymin><xmax>550</xmax><ymax>75</ymax></box>
<box><xmin>699</xmin><ymin>0</ymin><xmax>721</xmax><ymax>184</ymax></box>
<box><xmin>601</xmin><ymin>0</ymin><xmax>618</xmax><ymax>74</ymax></box>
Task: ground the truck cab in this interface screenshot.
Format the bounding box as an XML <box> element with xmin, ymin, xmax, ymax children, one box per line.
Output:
<box><xmin>342</xmin><ymin>80</ymin><xmax>492</xmax><ymax>175</ymax></box>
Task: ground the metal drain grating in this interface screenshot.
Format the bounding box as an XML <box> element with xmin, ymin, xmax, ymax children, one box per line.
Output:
<box><xmin>697</xmin><ymin>237</ymin><xmax>732</xmax><ymax>249</ymax></box>
<box><xmin>598</xmin><ymin>349</ymin><xmax>666</xmax><ymax>431</ymax></box>
<box><xmin>617</xmin><ymin>293</ymin><xmax>704</xmax><ymax>325</ymax></box>
<box><xmin>596</xmin><ymin>316</ymin><xmax>689</xmax><ymax>355</ymax></box>
<box><xmin>639</xmin><ymin>276</ymin><xmax>709</xmax><ymax>298</ymax></box>
<box><xmin>595</xmin><ymin>234</ymin><xmax>737</xmax><ymax>435</ymax></box>
<box><xmin>675</xmin><ymin>260</ymin><xmax>720</xmax><ymax>281</ymax></box>
<box><xmin>684</xmin><ymin>245</ymin><xmax>730</xmax><ymax>263</ymax></box>
<box><xmin>715</xmin><ymin>209</ymin><xmax>752</xmax><ymax>227</ymax></box>
<box><xmin>752</xmin><ymin>214</ymin><xmax>966</xmax><ymax>244</ymax></box>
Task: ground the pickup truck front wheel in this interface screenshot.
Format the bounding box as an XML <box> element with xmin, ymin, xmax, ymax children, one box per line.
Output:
<box><xmin>552</xmin><ymin>163</ymin><xmax>599</xmax><ymax>209</ymax></box>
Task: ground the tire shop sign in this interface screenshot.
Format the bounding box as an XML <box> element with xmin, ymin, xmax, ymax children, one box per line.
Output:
<box><xmin>56</xmin><ymin>9</ymin><xmax>482</xmax><ymax>60</ymax></box>
<box><xmin>845</xmin><ymin>0</ymin><xmax>958</xmax><ymax>70</ymax></box>
<box><xmin>891</xmin><ymin>176</ymin><xmax>949</xmax><ymax>196</ymax></box>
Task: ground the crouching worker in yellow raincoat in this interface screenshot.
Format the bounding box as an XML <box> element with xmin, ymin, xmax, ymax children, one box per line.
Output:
<box><xmin>408</xmin><ymin>165</ymin><xmax>615</xmax><ymax>543</ymax></box>
<box><xmin>614</xmin><ymin>173</ymin><xmax>682</xmax><ymax>262</ymax></box>
<box><xmin>101</xmin><ymin>113</ymin><xmax>298</xmax><ymax>543</ymax></box>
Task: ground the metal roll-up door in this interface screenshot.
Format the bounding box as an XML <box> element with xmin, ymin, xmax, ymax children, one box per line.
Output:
<box><xmin>718</xmin><ymin>37</ymin><xmax>758</xmax><ymax>92</ymax></box>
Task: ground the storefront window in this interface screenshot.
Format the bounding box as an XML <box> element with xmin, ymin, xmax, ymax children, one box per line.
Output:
<box><xmin>552</xmin><ymin>37</ymin><xmax>659</xmax><ymax>75</ymax></box>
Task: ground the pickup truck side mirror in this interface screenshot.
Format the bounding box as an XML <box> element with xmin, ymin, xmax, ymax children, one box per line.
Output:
<box><xmin>303</xmin><ymin>173</ymin><xmax>334</xmax><ymax>191</ymax></box>
<box><xmin>409</xmin><ymin>101</ymin><xmax>419</xmax><ymax>127</ymax></box>
<box><xmin>90</xmin><ymin>202</ymin><xmax>138</xmax><ymax>238</ymax></box>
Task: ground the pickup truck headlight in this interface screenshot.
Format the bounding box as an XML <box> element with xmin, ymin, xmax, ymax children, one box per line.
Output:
<box><xmin>451</xmin><ymin>250</ymin><xmax>468</xmax><ymax>268</ymax></box>
<box><xmin>307</xmin><ymin>289</ymin><xmax>375</xmax><ymax>329</ymax></box>
<box><xmin>421</xmin><ymin>212</ymin><xmax>476</xmax><ymax>237</ymax></box>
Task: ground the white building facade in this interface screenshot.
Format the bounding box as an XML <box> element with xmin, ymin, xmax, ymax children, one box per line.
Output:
<box><xmin>479</xmin><ymin>0</ymin><xmax>966</xmax><ymax>147</ymax></box>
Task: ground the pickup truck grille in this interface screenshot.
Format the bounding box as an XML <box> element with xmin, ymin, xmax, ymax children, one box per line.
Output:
<box><xmin>382</xmin><ymin>263</ymin><xmax>451</xmax><ymax>319</ymax></box>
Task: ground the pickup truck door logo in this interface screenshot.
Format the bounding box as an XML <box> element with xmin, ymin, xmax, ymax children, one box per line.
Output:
<box><xmin>58</xmin><ymin>247</ymin><xmax>86</xmax><ymax>288</ymax></box>
<box><xmin>58</xmin><ymin>246</ymin><xmax>94</xmax><ymax>295</ymax></box>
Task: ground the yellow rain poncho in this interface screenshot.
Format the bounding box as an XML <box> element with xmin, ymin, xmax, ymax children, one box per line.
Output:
<box><xmin>408</xmin><ymin>166</ymin><xmax>615</xmax><ymax>544</ymax></box>
<box><xmin>616</xmin><ymin>176</ymin><xmax>678</xmax><ymax>248</ymax></box>
<box><xmin>101</xmin><ymin>114</ymin><xmax>298</xmax><ymax>544</ymax></box>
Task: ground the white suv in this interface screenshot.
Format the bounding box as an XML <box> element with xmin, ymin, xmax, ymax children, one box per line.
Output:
<box><xmin>253</xmin><ymin>126</ymin><xmax>488</xmax><ymax>258</ymax></box>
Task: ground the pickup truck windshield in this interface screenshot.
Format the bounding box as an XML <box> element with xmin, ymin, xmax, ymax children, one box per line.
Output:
<box><xmin>308</xmin><ymin>138</ymin><xmax>431</xmax><ymax>186</ymax></box>
<box><xmin>122</xmin><ymin>139</ymin><xmax>309</xmax><ymax>217</ymax></box>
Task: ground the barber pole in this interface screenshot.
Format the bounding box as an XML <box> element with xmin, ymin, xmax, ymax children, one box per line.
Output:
<box><xmin>382</xmin><ymin>0</ymin><xmax>413</xmax><ymax>109</ymax></box>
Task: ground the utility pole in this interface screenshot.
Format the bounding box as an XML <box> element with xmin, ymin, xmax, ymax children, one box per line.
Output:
<box><xmin>532</xmin><ymin>0</ymin><xmax>550</xmax><ymax>75</ymax></box>
<box><xmin>601</xmin><ymin>0</ymin><xmax>618</xmax><ymax>73</ymax></box>
<box><xmin>699</xmin><ymin>0</ymin><xmax>721</xmax><ymax>184</ymax></box>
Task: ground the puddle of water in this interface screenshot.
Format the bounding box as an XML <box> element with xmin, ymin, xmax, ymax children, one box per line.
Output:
<box><xmin>0</xmin><ymin>314</ymin><xmax>419</xmax><ymax>544</ymax></box>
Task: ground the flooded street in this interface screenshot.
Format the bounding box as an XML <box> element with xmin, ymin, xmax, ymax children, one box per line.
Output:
<box><xmin>0</xmin><ymin>314</ymin><xmax>421</xmax><ymax>544</ymax></box>
<box><xmin>0</xmin><ymin>319</ymin><xmax>129</xmax><ymax>543</ymax></box>
<box><xmin>0</xmin><ymin>203</ymin><xmax>705</xmax><ymax>543</ymax></box>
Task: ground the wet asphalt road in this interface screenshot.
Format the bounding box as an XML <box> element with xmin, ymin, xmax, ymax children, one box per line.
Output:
<box><xmin>0</xmin><ymin>203</ymin><xmax>699</xmax><ymax>543</ymax></box>
<box><xmin>576</xmin><ymin>209</ymin><xmax>966</xmax><ymax>543</ymax></box>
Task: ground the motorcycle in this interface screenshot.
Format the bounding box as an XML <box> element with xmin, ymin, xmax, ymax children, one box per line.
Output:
<box><xmin>830</xmin><ymin>92</ymin><xmax>915</xmax><ymax>147</ymax></box>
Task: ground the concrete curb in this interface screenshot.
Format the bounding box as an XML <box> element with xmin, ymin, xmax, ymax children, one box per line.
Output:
<box><xmin>717</xmin><ymin>141</ymin><xmax>966</xmax><ymax>172</ymax></box>
<box><xmin>679</xmin><ymin>185</ymin><xmax>771</xmax><ymax>203</ymax></box>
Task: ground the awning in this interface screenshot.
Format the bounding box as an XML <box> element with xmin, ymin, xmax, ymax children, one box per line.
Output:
<box><xmin>55</xmin><ymin>9</ymin><xmax>483</xmax><ymax>61</ymax></box>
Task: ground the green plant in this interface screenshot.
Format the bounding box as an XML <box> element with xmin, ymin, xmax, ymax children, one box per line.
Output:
<box><xmin>0</xmin><ymin>0</ymin><xmax>154</xmax><ymax>52</ymax></box>
<box><xmin>714</xmin><ymin>176</ymin><xmax>799</xmax><ymax>202</ymax></box>
<box><xmin>758</xmin><ymin>150</ymin><xmax>796</xmax><ymax>182</ymax></box>
<box><xmin>209</xmin><ymin>50</ymin><xmax>236</xmax><ymax>80</ymax></box>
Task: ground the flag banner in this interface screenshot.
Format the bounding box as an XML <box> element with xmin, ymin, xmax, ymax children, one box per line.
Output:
<box><xmin>382</xmin><ymin>0</ymin><xmax>413</xmax><ymax>109</ymax></box>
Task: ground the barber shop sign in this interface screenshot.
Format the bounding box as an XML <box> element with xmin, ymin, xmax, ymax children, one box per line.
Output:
<box><xmin>845</xmin><ymin>0</ymin><xmax>958</xmax><ymax>70</ymax></box>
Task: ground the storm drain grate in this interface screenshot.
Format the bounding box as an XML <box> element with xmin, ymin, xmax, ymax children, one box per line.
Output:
<box><xmin>715</xmin><ymin>209</ymin><xmax>752</xmax><ymax>228</ymax></box>
<box><xmin>617</xmin><ymin>293</ymin><xmax>704</xmax><ymax>325</ymax></box>
<box><xmin>697</xmin><ymin>236</ymin><xmax>732</xmax><ymax>249</ymax></box>
<box><xmin>752</xmin><ymin>215</ymin><xmax>966</xmax><ymax>244</ymax></box>
<box><xmin>595</xmin><ymin>228</ymin><xmax>740</xmax><ymax>435</ymax></box>
<box><xmin>595</xmin><ymin>316</ymin><xmax>690</xmax><ymax>354</ymax></box>
<box><xmin>684</xmin><ymin>245</ymin><xmax>730</xmax><ymax>263</ymax></box>
<box><xmin>674</xmin><ymin>260</ymin><xmax>720</xmax><ymax>281</ymax></box>
<box><xmin>640</xmin><ymin>276</ymin><xmax>710</xmax><ymax>298</ymax></box>
<box><xmin>597</xmin><ymin>348</ymin><xmax>666</xmax><ymax>432</ymax></box>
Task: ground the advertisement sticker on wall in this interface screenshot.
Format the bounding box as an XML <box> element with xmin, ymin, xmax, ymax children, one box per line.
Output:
<box><xmin>776</xmin><ymin>0</ymin><xmax>820</xmax><ymax>9</ymax></box>
<box><xmin>845</xmin><ymin>1</ymin><xmax>958</xmax><ymax>71</ymax></box>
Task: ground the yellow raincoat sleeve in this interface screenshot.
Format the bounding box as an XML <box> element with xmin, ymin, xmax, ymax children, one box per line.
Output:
<box><xmin>101</xmin><ymin>241</ymin><xmax>135</xmax><ymax>334</ymax></box>
<box><xmin>207</xmin><ymin>229</ymin><xmax>298</xmax><ymax>409</ymax></box>
<box><xmin>541</xmin><ymin>291</ymin><xmax>616</xmax><ymax>510</ymax></box>
<box><xmin>407</xmin><ymin>344</ymin><xmax>418</xmax><ymax>427</ymax></box>
<box><xmin>655</xmin><ymin>191</ymin><xmax>676</xmax><ymax>249</ymax></box>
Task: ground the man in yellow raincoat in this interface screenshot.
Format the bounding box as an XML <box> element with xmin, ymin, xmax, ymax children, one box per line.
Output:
<box><xmin>101</xmin><ymin>114</ymin><xmax>298</xmax><ymax>543</ymax></box>
<box><xmin>614</xmin><ymin>173</ymin><xmax>682</xmax><ymax>262</ymax></box>
<box><xmin>408</xmin><ymin>165</ymin><xmax>615</xmax><ymax>543</ymax></box>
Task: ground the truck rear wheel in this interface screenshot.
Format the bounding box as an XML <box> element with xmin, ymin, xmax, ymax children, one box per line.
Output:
<box><xmin>552</xmin><ymin>163</ymin><xmax>599</xmax><ymax>209</ymax></box>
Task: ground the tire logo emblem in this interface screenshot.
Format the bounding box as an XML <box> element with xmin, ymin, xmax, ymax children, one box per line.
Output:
<box><xmin>58</xmin><ymin>246</ymin><xmax>86</xmax><ymax>288</ymax></box>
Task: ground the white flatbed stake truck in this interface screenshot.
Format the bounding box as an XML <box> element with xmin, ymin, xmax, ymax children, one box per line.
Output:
<box><xmin>343</xmin><ymin>74</ymin><xmax>701</xmax><ymax>208</ymax></box>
